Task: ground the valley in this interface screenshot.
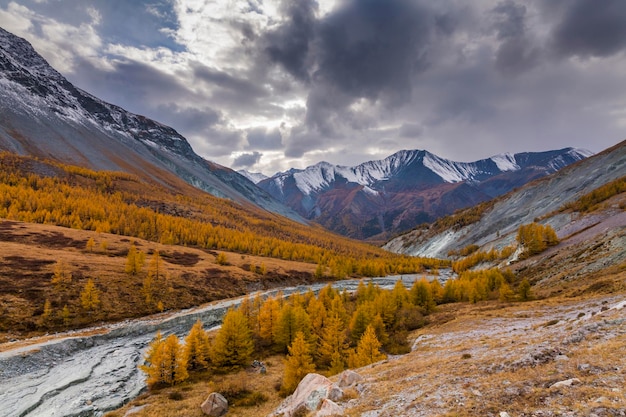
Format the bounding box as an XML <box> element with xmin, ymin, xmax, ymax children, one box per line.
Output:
<box><xmin>0</xmin><ymin>21</ymin><xmax>625</xmax><ymax>417</ymax></box>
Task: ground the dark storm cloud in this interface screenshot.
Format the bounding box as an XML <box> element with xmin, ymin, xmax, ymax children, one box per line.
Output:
<box><xmin>67</xmin><ymin>58</ymin><xmax>191</xmax><ymax>114</ymax></box>
<box><xmin>246</xmin><ymin>127</ymin><xmax>282</xmax><ymax>150</ymax></box>
<box><xmin>153</xmin><ymin>104</ymin><xmax>222</xmax><ymax>136</ymax></box>
<box><xmin>232</xmin><ymin>151</ymin><xmax>262</xmax><ymax>168</ymax></box>
<box><xmin>551</xmin><ymin>0</ymin><xmax>626</xmax><ymax>58</ymax></box>
<box><xmin>263</xmin><ymin>0</ymin><xmax>318</xmax><ymax>81</ymax></box>
<box><xmin>491</xmin><ymin>1</ymin><xmax>540</xmax><ymax>75</ymax></box>
<box><xmin>314</xmin><ymin>0</ymin><xmax>436</xmax><ymax>104</ymax></box>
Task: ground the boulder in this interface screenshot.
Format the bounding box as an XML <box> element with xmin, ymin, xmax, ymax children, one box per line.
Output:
<box><xmin>550</xmin><ymin>378</ymin><xmax>581</xmax><ymax>389</ymax></box>
<box><xmin>336</xmin><ymin>370</ymin><xmax>363</xmax><ymax>388</ymax></box>
<box><xmin>200</xmin><ymin>392</ymin><xmax>228</xmax><ymax>416</ymax></box>
<box><xmin>316</xmin><ymin>399</ymin><xmax>344</xmax><ymax>416</ymax></box>
<box><xmin>272</xmin><ymin>373</ymin><xmax>334</xmax><ymax>417</ymax></box>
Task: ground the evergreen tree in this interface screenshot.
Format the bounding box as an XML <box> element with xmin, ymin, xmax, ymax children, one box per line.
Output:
<box><xmin>350</xmin><ymin>325</ymin><xmax>386</xmax><ymax>368</ymax></box>
<box><xmin>85</xmin><ymin>237</ymin><xmax>95</xmax><ymax>253</ymax></box>
<box><xmin>275</xmin><ymin>304</ymin><xmax>312</xmax><ymax>352</ymax></box>
<box><xmin>40</xmin><ymin>298</ymin><xmax>52</xmax><ymax>327</ymax></box>
<box><xmin>51</xmin><ymin>260</ymin><xmax>72</xmax><ymax>287</ymax></box>
<box><xmin>317</xmin><ymin>313</ymin><xmax>348</xmax><ymax>371</ymax></box>
<box><xmin>211</xmin><ymin>309</ymin><xmax>254</xmax><ymax>371</ymax></box>
<box><xmin>140</xmin><ymin>332</ymin><xmax>189</xmax><ymax>386</ymax></box>
<box><xmin>184</xmin><ymin>320</ymin><xmax>212</xmax><ymax>371</ymax></box>
<box><xmin>410</xmin><ymin>278</ymin><xmax>436</xmax><ymax>313</ymax></box>
<box><xmin>125</xmin><ymin>242</ymin><xmax>145</xmax><ymax>275</ymax></box>
<box><xmin>518</xmin><ymin>278</ymin><xmax>532</xmax><ymax>301</ymax></box>
<box><xmin>282</xmin><ymin>331</ymin><xmax>315</xmax><ymax>394</ymax></box>
<box><xmin>259</xmin><ymin>296</ymin><xmax>280</xmax><ymax>347</ymax></box>
<box><xmin>80</xmin><ymin>278</ymin><xmax>101</xmax><ymax>312</ymax></box>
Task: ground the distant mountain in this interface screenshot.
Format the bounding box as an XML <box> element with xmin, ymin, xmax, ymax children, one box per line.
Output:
<box><xmin>0</xmin><ymin>27</ymin><xmax>302</xmax><ymax>222</ymax></box>
<box><xmin>237</xmin><ymin>170</ymin><xmax>268</xmax><ymax>184</ymax></box>
<box><xmin>258</xmin><ymin>148</ymin><xmax>592</xmax><ymax>239</ymax></box>
<box><xmin>384</xmin><ymin>140</ymin><xmax>626</xmax><ymax>258</ymax></box>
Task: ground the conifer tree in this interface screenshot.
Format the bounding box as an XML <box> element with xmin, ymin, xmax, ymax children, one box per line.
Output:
<box><xmin>40</xmin><ymin>298</ymin><xmax>52</xmax><ymax>327</ymax></box>
<box><xmin>282</xmin><ymin>331</ymin><xmax>315</xmax><ymax>394</ymax></box>
<box><xmin>317</xmin><ymin>313</ymin><xmax>348</xmax><ymax>371</ymax></box>
<box><xmin>60</xmin><ymin>304</ymin><xmax>71</xmax><ymax>326</ymax></box>
<box><xmin>350</xmin><ymin>325</ymin><xmax>386</xmax><ymax>368</ymax></box>
<box><xmin>85</xmin><ymin>237</ymin><xmax>95</xmax><ymax>253</ymax></box>
<box><xmin>141</xmin><ymin>333</ymin><xmax>189</xmax><ymax>386</ymax></box>
<box><xmin>125</xmin><ymin>242</ymin><xmax>145</xmax><ymax>275</ymax></box>
<box><xmin>259</xmin><ymin>296</ymin><xmax>280</xmax><ymax>347</ymax></box>
<box><xmin>51</xmin><ymin>260</ymin><xmax>72</xmax><ymax>287</ymax></box>
<box><xmin>275</xmin><ymin>304</ymin><xmax>312</xmax><ymax>352</ymax></box>
<box><xmin>80</xmin><ymin>278</ymin><xmax>101</xmax><ymax>312</ymax></box>
<box><xmin>410</xmin><ymin>278</ymin><xmax>436</xmax><ymax>313</ymax></box>
<box><xmin>184</xmin><ymin>320</ymin><xmax>211</xmax><ymax>371</ymax></box>
<box><xmin>140</xmin><ymin>331</ymin><xmax>164</xmax><ymax>386</ymax></box>
<box><xmin>211</xmin><ymin>309</ymin><xmax>254</xmax><ymax>371</ymax></box>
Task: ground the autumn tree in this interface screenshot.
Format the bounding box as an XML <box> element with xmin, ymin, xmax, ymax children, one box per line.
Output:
<box><xmin>349</xmin><ymin>325</ymin><xmax>386</xmax><ymax>368</ymax></box>
<box><xmin>282</xmin><ymin>331</ymin><xmax>315</xmax><ymax>394</ymax></box>
<box><xmin>143</xmin><ymin>251</ymin><xmax>168</xmax><ymax>308</ymax></box>
<box><xmin>80</xmin><ymin>279</ymin><xmax>101</xmax><ymax>312</ymax></box>
<box><xmin>275</xmin><ymin>304</ymin><xmax>312</xmax><ymax>352</ymax></box>
<box><xmin>259</xmin><ymin>296</ymin><xmax>281</xmax><ymax>348</ymax></box>
<box><xmin>410</xmin><ymin>278</ymin><xmax>436</xmax><ymax>313</ymax></box>
<box><xmin>316</xmin><ymin>313</ymin><xmax>349</xmax><ymax>373</ymax></box>
<box><xmin>125</xmin><ymin>242</ymin><xmax>145</xmax><ymax>275</ymax></box>
<box><xmin>211</xmin><ymin>309</ymin><xmax>254</xmax><ymax>371</ymax></box>
<box><xmin>518</xmin><ymin>278</ymin><xmax>532</xmax><ymax>301</ymax></box>
<box><xmin>40</xmin><ymin>298</ymin><xmax>52</xmax><ymax>327</ymax></box>
<box><xmin>85</xmin><ymin>237</ymin><xmax>95</xmax><ymax>252</ymax></box>
<box><xmin>51</xmin><ymin>260</ymin><xmax>72</xmax><ymax>287</ymax></box>
<box><xmin>140</xmin><ymin>332</ymin><xmax>189</xmax><ymax>386</ymax></box>
<box><xmin>184</xmin><ymin>320</ymin><xmax>212</xmax><ymax>371</ymax></box>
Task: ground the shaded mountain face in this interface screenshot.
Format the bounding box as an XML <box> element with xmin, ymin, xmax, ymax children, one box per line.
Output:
<box><xmin>384</xmin><ymin>140</ymin><xmax>626</xmax><ymax>258</ymax></box>
<box><xmin>258</xmin><ymin>148</ymin><xmax>592</xmax><ymax>239</ymax></box>
<box><xmin>0</xmin><ymin>27</ymin><xmax>302</xmax><ymax>223</ymax></box>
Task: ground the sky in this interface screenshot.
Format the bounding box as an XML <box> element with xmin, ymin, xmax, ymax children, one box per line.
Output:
<box><xmin>0</xmin><ymin>0</ymin><xmax>625</xmax><ymax>176</ymax></box>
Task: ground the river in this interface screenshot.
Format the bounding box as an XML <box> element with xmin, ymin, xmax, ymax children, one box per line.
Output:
<box><xmin>0</xmin><ymin>275</ymin><xmax>436</xmax><ymax>417</ymax></box>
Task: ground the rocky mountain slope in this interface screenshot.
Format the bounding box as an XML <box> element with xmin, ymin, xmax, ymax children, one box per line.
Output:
<box><xmin>384</xmin><ymin>140</ymin><xmax>626</xmax><ymax>259</ymax></box>
<box><xmin>258</xmin><ymin>148</ymin><xmax>591</xmax><ymax>240</ymax></box>
<box><xmin>0</xmin><ymin>27</ymin><xmax>301</xmax><ymax>222</ymax></box>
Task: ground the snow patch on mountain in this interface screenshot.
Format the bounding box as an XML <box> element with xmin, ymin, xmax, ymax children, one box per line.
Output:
<box><xmin>237</xmin><ymin>170</ymin><xmax>268</xmax><ymax>184</ymax></box>
<box><xmin>490</xmin><ymin>153</ymin><xmax>519</xmax><ymax>171</ymax></box>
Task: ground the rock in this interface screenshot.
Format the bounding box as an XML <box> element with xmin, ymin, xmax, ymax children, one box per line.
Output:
<box><xmin>499</xmin><ymin>412</ymin><xmax>511</xmax><ymax>417</ymax></box>
<box><xmin>336</xmin><ymin>370</ymin><xmax>363</xmax><ymax>388</ymax></box>
<box><xmin>316</xmin><ymin>399</ymin><xmax>344</xmax><ymax>416</ymax></box>
<box><xmin>550</xmin><ymin>378</ymin><xmax>581</xmax><ymax>389</ymax></box>
<box><xmin>272</xmin><ymin>373</ymin><xmax>335</xmax><ymax>417</ymax></box>
<box><xmin>555</xmin><ymin>354</ymin><xmax>569</xmax><ymax>361</ymax></box>
<box><xmin>200</xmin><ymin>392</ymin><xmax>228</xmax><ymax>416</ymax></box>
<box><xmin>328</xmin><ymin>386</ymin><xmax>344</xmax><ymax>402</ymax></box>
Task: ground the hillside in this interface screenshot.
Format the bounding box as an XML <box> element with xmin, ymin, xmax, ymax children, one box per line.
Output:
<box><xmin>384</xmin><ymin>140</ymin><xmax>626</xmax><ymax>259</ymax></box>
<box><xmin>0</xmin><ymin>152</ymin><xmax>448</xmax><ymax>341</ymax></box>
<box><xmin>258</xmin><ymin>148</ymin><xmax>590</xmax><ymax>240</ymax></box>
<box><xmin>0</xmin><ymin>27</ymin><xmax>300</xmax><ymax>221</ymax></box>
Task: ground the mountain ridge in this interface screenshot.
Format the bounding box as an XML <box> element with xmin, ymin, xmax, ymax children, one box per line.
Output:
<box><xmin>257</xmin><ymin>147</ymin><xmax>592</xmax><ymax>239</ymax></box>
<box><xmin>0</xmin><ymin>27</ymin><xmax>303</xmax><ymax>223</ymax></box>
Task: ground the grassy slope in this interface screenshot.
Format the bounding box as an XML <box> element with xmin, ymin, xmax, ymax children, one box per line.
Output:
<box><xmin>0</xmin><ymin>220</ymin><xmax>319</xmax><ymax>342</ymax></box>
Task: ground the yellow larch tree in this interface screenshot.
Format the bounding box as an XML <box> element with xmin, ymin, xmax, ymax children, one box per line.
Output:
<box><xmin>80</xmin><ymin>278</ymin><xmax>101</xmax><ymax>312</ymax></box>
<box><xmin>349</xmin><ymin>324</ymin><xmax>386</xmax><ymax>368</ymax></box>
<box><xmin>282</xmin><ymin>331</ymin><xmax>315</xmax><ymax>395</ymax></box>
<box><xmin>184</xmin><ymin>320</ymin><xmax>212</xmax><ymax>371</ymax></box>
<box><xmin>211</xmin><ymin>309</ymin><xmax>254</xmax><ymax>371</ymax></box>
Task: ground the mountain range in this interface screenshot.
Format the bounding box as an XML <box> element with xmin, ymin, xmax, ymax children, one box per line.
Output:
<box><xmin>255</xmin><ymin>148</ymin><xmax>591</xmax><ymax>240</ymax></box>
<box><xmin>0</xmin><ymin>27</ymin><xmax>301</xmax><ymax>223</ymax></box>
<box><xmin>0</xmin><ymin>26</ymin><xmax>594</xmax><ymax>241</ymax></box>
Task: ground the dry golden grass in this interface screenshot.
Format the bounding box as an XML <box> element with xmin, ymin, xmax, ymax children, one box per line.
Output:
<box><xmin>105</xmin><ymin>355</ymin><xmax>287</xmax><ymax>417</ymax></box>
<box><xmin>0</xmin><ymin>220</ymin><xmax>318</xmax><ymax>343</ymax></box>
<box><xmin>340</xmin><ymin>292</ymin><xmax>626</xmax><ymax>417</ymax></box>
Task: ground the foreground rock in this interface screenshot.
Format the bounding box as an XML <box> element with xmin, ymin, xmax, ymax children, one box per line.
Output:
<box><xmin>201</xmin><ymin>392</ymin><xmax>228</xmax><ymax>416</ymax></box>
<box><xmin>272</xmin><ymin>370</ymin><xmax>362</xmax><ymax>417</ymax></box>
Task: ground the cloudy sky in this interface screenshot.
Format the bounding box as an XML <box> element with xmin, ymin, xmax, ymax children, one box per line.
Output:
<box><xmin>1</xmin><ymin>0</ymin><xmax>625</xmax><ymax>175</ymax></box>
